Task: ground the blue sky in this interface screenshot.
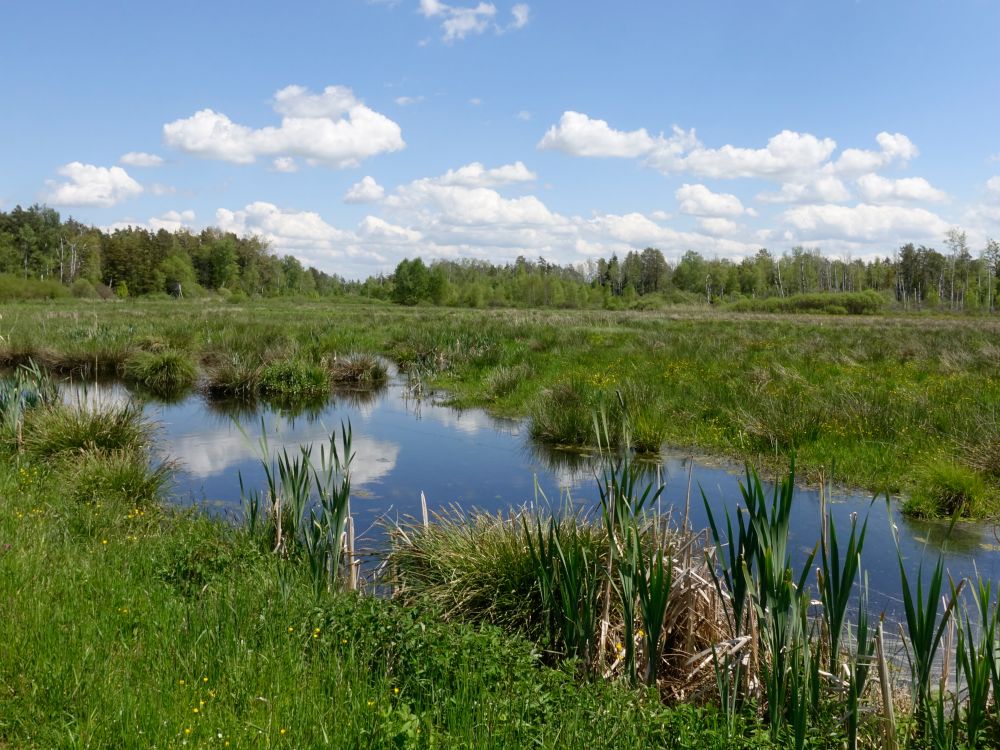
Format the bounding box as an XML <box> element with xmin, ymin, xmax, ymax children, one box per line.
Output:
<box><xmin>2</xmin><ymin>0</ymin><xmax>999</xmax><ymax>278</ymax></box>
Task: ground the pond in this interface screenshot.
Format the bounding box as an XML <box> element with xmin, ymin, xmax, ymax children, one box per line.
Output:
<box><xmin>61</xmin><ymin>374</ymin><xmax>1000</xmax><ymax>624</ymax></box>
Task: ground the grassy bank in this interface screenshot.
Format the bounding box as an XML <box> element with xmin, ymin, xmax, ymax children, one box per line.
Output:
<box><xmin>3</xmin><ymin>298</ymin><xmax>1000</xmax><ymax>517</ymax></box>
<box><xmin>7</xmin><ymin>369</ymin><xmax>1000</xmax><ymax>748</ymax></box>
<box><xmin>1</xmin><ymin>403</ymin><xmax>785</xmax><ymax>748</ymax></box>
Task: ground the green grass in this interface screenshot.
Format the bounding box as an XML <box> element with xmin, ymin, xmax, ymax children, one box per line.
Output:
<box><xmin>0</xmin><ymin>430</ymin><xmax>797</xmax><ymax>749</ymax></box>
<box><xmin>327</xmin><ymin>353</ymin><xmax>389</xmax><ymax>385</ymax></box>
<box><xmin>258</xmin><ymin>359</ymin><xmax>329</xmax><ymax>398</ymax></box>
<box><xmin>904</xmin><ymin>458</ymin><xmax>998</xmax><ymax>518</ymax></box>
<box><xmin>21</xmin><ymin>402</ymin><xmax>150</xmax><ymax>459</ymax></box>
<box><xmin>4</xmin><ymin>298</ymin><xmax>1000</xmax><ymax>516</ymax></box>
<box><xmin>124</xmin><ymin>349</ymin><xmax>198</xmax><ymax>396</ymax></box>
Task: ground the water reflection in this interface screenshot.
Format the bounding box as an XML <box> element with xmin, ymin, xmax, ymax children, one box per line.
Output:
<box><xmin>51</xmin><ymin>374</ymin><xmax>1000</xmax><ymax>622</ymax></box>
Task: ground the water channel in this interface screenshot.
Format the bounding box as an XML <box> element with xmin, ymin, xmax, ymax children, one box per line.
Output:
<box><xmin>61</xmin><ymin>375</ymin><xmax>1000</xmax><ymax>625</ymax></box>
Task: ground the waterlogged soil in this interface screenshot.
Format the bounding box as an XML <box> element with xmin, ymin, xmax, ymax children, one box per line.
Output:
<box><xmin>61</xmin><ymin>376</ymin><xmax>1000</xmax><ymax>625</ymax></box>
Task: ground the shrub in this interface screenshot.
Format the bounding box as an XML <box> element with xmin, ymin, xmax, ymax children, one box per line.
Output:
<box><xmin>0</xmin><ymin>274</ymin><xmax>70</xmax><ymax>301</ymax></box>
<box><xmin>529</xmin><ymin>377</ymin><xmax>619</xmax><ymax>446</ymax></box>
<box><xmin>205</xmin><ymin>354</ymin><xmax>262</xmax><ymax>398</ymax></box>
<box><xmin>70</xmin><ymin>278</ymin><xmax>99</xmax><ymax>298</ymax></box>
<box><xmin>729</xmin><ymin>290</ymin><xmax>886</xmax><ymax>315</ymax></box>
<box><xmin>482</xmin><ymin>363</ymin><xmax>532</xmax><ymax>400</ymax></box>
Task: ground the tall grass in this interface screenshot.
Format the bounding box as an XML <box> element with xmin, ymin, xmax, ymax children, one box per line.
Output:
<box><xmin>258</xmin><ymin>359</ymin><xmax>329</xmax><ymax>398</ymax></box>
<box><xmin>6</xmin><ymin>299</ymin><xmax>1000</xmax><ymax>517</ymax></box>
<box><xmin>124</xmin><ymin>348</ymin><xmax>198</xmax><ymax>396</ymax></box>
<box><xmin>327</xmin><ymin>353</ymin><xmax>388</xmax><ymax>385</ymax></box>
<box><xmin>4</xmin><ymin>458</ymin><xmax>748</xmax><ymax>749</ymax></box>
<box><xmin>21</xmin><ymin>401</ymin><xmax>150</xmax><ymax>458</ymax></box>
<box><xmin>241</xmin><ymin>422</ymin><xmax>356</xmax><ymax>594</ymax></box>
<box><xmin>0</xmin><ymin>360</ymin><xmax>57</xmax><ymax>446</ymax></box>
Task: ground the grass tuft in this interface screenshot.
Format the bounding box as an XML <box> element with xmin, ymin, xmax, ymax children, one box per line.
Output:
<box><xmin>124</xmin><ymin>349</ymin><xmax>198</xmax><ymax>396</ymax></box>
<box><xmin>483</xmin><ymin>363</ymin><xmax>532</xmax><ymax>400</ymax></box>
<box><xmin>904</xmin><ymin>458</ymin><xmax>996</xmax><ymax>517</ymax></box>
<box><xmin>205</xmin><ymin>353</ymin><xmax>262</xmax><ymax>398</ymax></box>
<box><xmin>327</xmin><ymin>353</ymin><xmax>388</xmax><ymax>385</ymax></box>
<box><xmin>258</xmin><ymin>359</ymin><xmax>329</xmax><ymax>398</ymax></box>
<box><xmin>67</xmin><ymin>447</ymin><xmax>172</xmax><ymax>506</ymax></box>
<box><xmin>22</xmin><ymin>402</ymin><xmax>151</xmax><ymax>459</ymax></box>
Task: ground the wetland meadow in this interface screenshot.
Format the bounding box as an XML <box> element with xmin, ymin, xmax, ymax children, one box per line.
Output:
<box><xmin>5</xmin><ymin>298</ymin><xmax>1000</xmax><ymax>748</ymax></box>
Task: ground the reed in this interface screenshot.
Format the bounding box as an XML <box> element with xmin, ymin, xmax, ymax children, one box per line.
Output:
<box><xmin>817</xmin><ymin>504</ymin><xmax>869</xmax><ymax>675</ymax></box>
<box><xmin>240</xmin><ymin>422</ymin><xmax>356</xmax><ymax>595</ymax></box>
<box><xmin>896</xmin><ymin>552</ymin><xmax>961</xmax><ymax>724</ymax></box>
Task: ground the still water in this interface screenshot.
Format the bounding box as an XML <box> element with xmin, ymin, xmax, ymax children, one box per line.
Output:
<box><xmin>63</xmin><ymin>376</ymin><xmax>1000</xmax><ymax>622</ymax></box>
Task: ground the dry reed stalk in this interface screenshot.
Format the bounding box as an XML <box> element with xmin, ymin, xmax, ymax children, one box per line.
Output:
<box><xmin>348</xmin><ymin>515</ymin><xmax>358</xmax><ymax>591</ymax></box>
<box><xmin>938</xmin><ymin>612</ymin><xmax>958</xmax><ymax>696</ymax></box>
<box><xmin>421</xmin><ymin>491</ymin><xmax>429</xmax><ymax>531</ymax></box>
<box><xmin>876</xmin><ymin>619</ymin><xmax>899</xmax><ymax>750</ymax></box>
<box><xmin>683</xmin><ymin>459</ymin><xmax>693</xmax><ymax>531</ymax></box>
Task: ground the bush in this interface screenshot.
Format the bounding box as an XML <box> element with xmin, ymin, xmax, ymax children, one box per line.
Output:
<box><xmin>529</xmin><ymin>377</ymin><xmax>616</xmax><ymax>446</ymax></box>
<box><xmin>0</xmin><ymin>274</ymin><xmax>70</xmax><ymax>301</ymax></box>
<box><xmin>205</xmin><ymin>353</ymin><xmax>262</xmax><ymax>398</ymax></box>
<box><xmin>482</xmin><ymin>363</ymin><xmax>532</xmax><ymax>400</ymax></box>
<box><xmin>729</xmin><ymin>290</ymin><xmax>886</xmax><ymax>315</ymax></box>
<box><xmin>70</xmin><ymin>278</ymin><xmax>99</xmax><ymax>298</ymax></box>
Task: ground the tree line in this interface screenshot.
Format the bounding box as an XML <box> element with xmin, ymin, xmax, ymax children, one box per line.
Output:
<box><xmin>4</xmin><ymin>203</ymin><xmax>998</xmax><ymax>312</ymax></box>
<box><xmin>0</xmin><ymin>204</ymin><xmax>348</xmax><ymax>299</ymax></box>
<box><xmin>375</xmin><ymin>230</ymin><xmax>1000</xmax><ymax>312</ymax></box>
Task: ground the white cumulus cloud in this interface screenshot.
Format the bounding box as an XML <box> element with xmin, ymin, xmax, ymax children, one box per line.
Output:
<box><xmin>150</xmin><ymin>210</ymin><xmax>196</xmax><ymax>232</ymax></box>
<box><xmin>698</xmin><ymin>217</ymin><xmax>739</xmax><ymax>236</ymax></box>
<box><xmin>783</xmin><ymin>203</ymin><xmax>949</xmax><ymax>242</ymax></box>
<box><xmin>679</xmin><ymin>130</ymin><xmax>837</xmax><ymax>180</ymax></box>
<box><xmin>119</xmin><ymin>151</ymin><xmax>164</xmax><ymax>167</ymax></box>
<box><xmin>418</xmin><ymin>0</ymin><xmax>528</xmax><ymax>41</ymax></box>
<box><xmin>216</xmin><ymin>202</ymin><xmax>352</xmax><ymax>249</ymax></box>
<box><xmin>856</xmin><ymin>173</ymin><xmax>947</xmax><ymax>203</ymax></box>
<box><xmin>436</xmin><ymin>161</ymin><xmax>536</xmax><ymax>187</ymax></box>
<box><xmin>675</xmin><ymin>183</ymin><xmax>746</xmax><ymax>217</ymax></box>
<box><xmin>833</xmin><ymin>132</ymin><xmax>918</xmax><ymax>175</ymax></box>
<box><xmin>43</xmin><ymin>162</ymin><xmax>143</xmax><ymax>207</ymax></box>
<box><xmin>271</xmin><ymin>157</ymin><xmax>298</xmax><ymax>173</ymax></box>
<box><xmin>538</xmin><ymin>111</ymin><xmax>659</xmax><ymax>158</ymax></box>
<box><xmin>344</xmin><ymin>176</ymin><xmax>386</xmax><ymax>203</ymax></box>
<box><xmin>757</xmin><ymin>176</ymin><xmax>852</xmax><ymax>204</ymax></box>
<box><xmin>163</xmin><ymin>85</ymin><xmax>404</xmax><ymax>168</ymax></box>
<box><xmin>509</xmin><ymin>3</ymin><xmax>530</xmax><ymax>29</ymax></box>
